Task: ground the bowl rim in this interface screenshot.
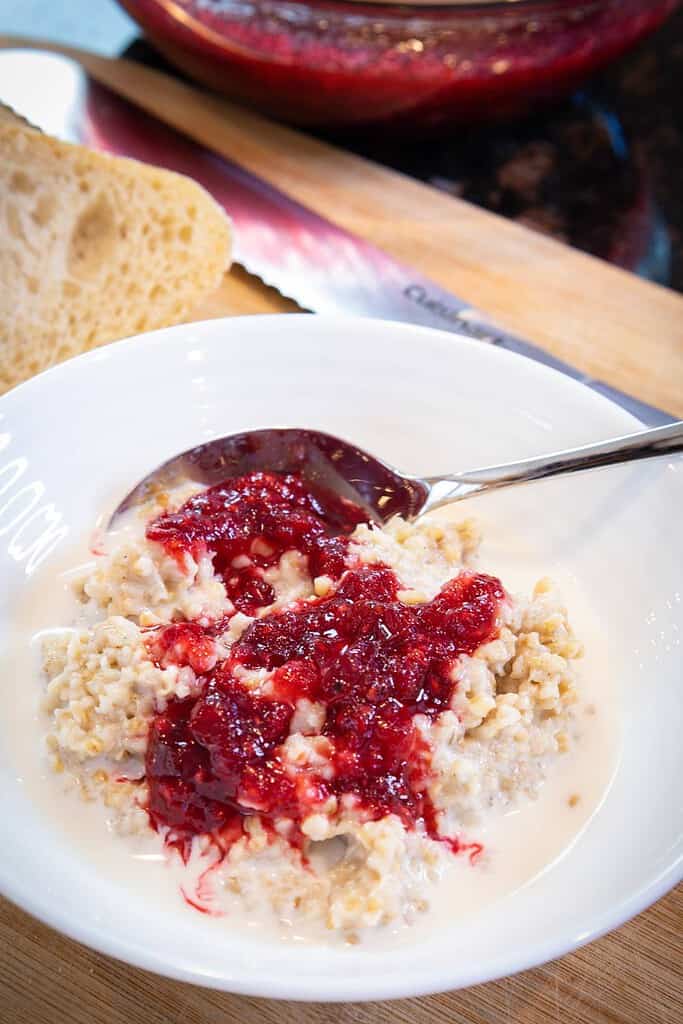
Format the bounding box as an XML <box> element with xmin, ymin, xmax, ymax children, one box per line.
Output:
<box><xmin>4</xmin><ymin>855</ymin><xmax>681</xmax><ymax>1001</ymax></box>
<box><xmin>126</xmin><ymin>0</ymin><xmax>613</xmax><ymax>16</ymax></box>
<box><xmin>119</xmin><ymin>0</ymin><xmax>618</xmax><ymax>54</ymax></box>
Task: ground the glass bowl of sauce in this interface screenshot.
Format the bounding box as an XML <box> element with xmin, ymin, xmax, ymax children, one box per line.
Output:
<box><xmin>117</xmin><ymin>0</ymin><xmax>679</xmax><ymax>129</ymax></box>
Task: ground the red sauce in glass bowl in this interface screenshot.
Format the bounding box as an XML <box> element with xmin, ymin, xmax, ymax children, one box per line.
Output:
<box><xmin>143</xmin><ymin>470</ymin><xmax>505</xmax><ymax>857</ymax></box>
<box><xmin>118</xmin><ymin>0</ymin><xmax>677</xmax><ymax>128</ymax></box>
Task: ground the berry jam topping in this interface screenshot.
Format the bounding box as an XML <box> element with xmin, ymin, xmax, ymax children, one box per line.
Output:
<box><xmin>144</xmin><ymin>470</ymin><xmax>505</xmax><ymax>858</ymax></box>
<box><xmin>146</xmin><ymin>471</ymin><xmax>367</xmax><ymax>613</ymax></box>
<box><xmin>146</xmin><ymin>621</ymin><xmax>219</xmax><ymax>675</ymax></box>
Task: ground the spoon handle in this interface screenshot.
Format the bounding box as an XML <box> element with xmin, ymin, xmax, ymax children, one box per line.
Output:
<box><xmin>422</xmin><ymin>420</ymin><xmax>683</xmax><ymax>512</ymax></box>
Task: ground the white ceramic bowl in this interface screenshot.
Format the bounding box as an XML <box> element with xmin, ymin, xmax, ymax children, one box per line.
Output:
<box><xmin>0</xmin><ymin>315</ymin><xmax>681</xmax><ymax>1001</ymax></box>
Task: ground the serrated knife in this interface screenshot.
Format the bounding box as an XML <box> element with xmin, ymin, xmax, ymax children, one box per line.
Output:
<box><xmin>0</xmin><ymin>47</ymin><xmax>671</xmax><ymax>426</ymax></box>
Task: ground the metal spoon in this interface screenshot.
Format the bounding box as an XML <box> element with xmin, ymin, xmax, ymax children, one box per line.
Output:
<box><xmin>111</xmin><ymin>421</ymin><xmax>683</xmax><ymax>528</ymax></box>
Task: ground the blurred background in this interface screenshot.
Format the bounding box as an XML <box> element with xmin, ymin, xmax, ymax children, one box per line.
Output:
<box><xmin>4</xmin><ymin>0</ymin><xmax>681</xmax><ymax>289</ymax></box>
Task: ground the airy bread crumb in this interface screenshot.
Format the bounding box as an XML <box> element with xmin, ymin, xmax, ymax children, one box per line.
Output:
<box><xmin>0</xmin><ymin>119</ymin><xmax>232</xmax><ymax>393</ymax></box>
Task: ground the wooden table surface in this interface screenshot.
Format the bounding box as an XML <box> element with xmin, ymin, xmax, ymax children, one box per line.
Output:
<box><xmin>0</xmin><ymin>881</ymin><xmax>680</xmax><ymax>1024</ymax></box>
<box><xmin>0</xmin><ymin>38</ymin><xmax>682</xmax><ymax>1024</ymax></box>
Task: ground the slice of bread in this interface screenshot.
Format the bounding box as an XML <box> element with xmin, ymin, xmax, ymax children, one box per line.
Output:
<box><xmin>0</xmin><ymin>118</ymin><xmax>232</xmax><ymax>393</ymax></box>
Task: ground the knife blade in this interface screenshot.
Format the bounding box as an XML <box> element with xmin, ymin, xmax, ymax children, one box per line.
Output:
<box><xmin>0</xmin><ymin>48</ymin><xmax>672</xmax><ymax>426</ymax></box>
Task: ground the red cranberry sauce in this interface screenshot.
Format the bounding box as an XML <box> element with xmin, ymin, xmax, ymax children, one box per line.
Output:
<box><xmin>146</xmin><ymin>471</ymin><xmax>366</xmax><ymax>614</ymax></box>
<box><xmin>144</xmin><ymin>471</ymin><xmax>505</xmax><ymax>856</ymax></box>
<box><xmin>146</xmin><ymin>621</ymin><xmax>219</xmax><ymax>675</ymax></box>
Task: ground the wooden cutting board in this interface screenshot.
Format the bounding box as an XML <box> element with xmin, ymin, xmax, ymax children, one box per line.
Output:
<box><xmin>0</xmin><ymin>38</ymin><xmax>681</xmax><ymax>1024</ymax></box>
<box><xmin>1</xmin><ymin>35</ymin><xmax>683</xmax><ymax>417</ymax></box>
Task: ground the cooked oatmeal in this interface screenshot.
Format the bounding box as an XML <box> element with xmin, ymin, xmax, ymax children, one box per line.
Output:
<box><xmin>41</xmin><ymin>471</ymin><xmax>581</xmax><ymax>935</ymax></box>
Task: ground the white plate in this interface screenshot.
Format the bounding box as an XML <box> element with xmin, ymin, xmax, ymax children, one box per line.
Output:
<box><xmin>0</xmin><ymin>315</ymin><xmax>681</xmax><ymax>1001</ymax></box>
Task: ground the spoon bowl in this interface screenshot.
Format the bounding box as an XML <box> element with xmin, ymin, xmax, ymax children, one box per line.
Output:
<box><xmin>112</xmin><ymin>420</ymin><xmax>683</xmax><ymax>528</ymax></box>
<box><xmin>111</xmin><ymin>427</ymin><xmax>428</xmax><ymax>527</ymax></box>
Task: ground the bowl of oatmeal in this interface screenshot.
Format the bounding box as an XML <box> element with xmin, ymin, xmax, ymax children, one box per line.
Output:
<box><xmin>0</xmin><ymin>315</ymin><xmax>680</xmax><ymax>1000</ymax></box>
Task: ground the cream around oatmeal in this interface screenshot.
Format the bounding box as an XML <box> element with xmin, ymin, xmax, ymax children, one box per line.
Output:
<box><xmin>40</xmin><ymin>471</ymin><xmax>581</xmax><ymax>937</ymax></box>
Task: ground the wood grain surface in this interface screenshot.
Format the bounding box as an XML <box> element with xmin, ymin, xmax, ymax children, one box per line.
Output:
<box><xmin>0</xmin><ymin>37</ymin><xmax>681</xmax><ymax>1024</ymax></box>
<box><xmin>1</xmin><ymin>883</ymin><xmax>681</xmax><ymax>1024</ymax></box>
